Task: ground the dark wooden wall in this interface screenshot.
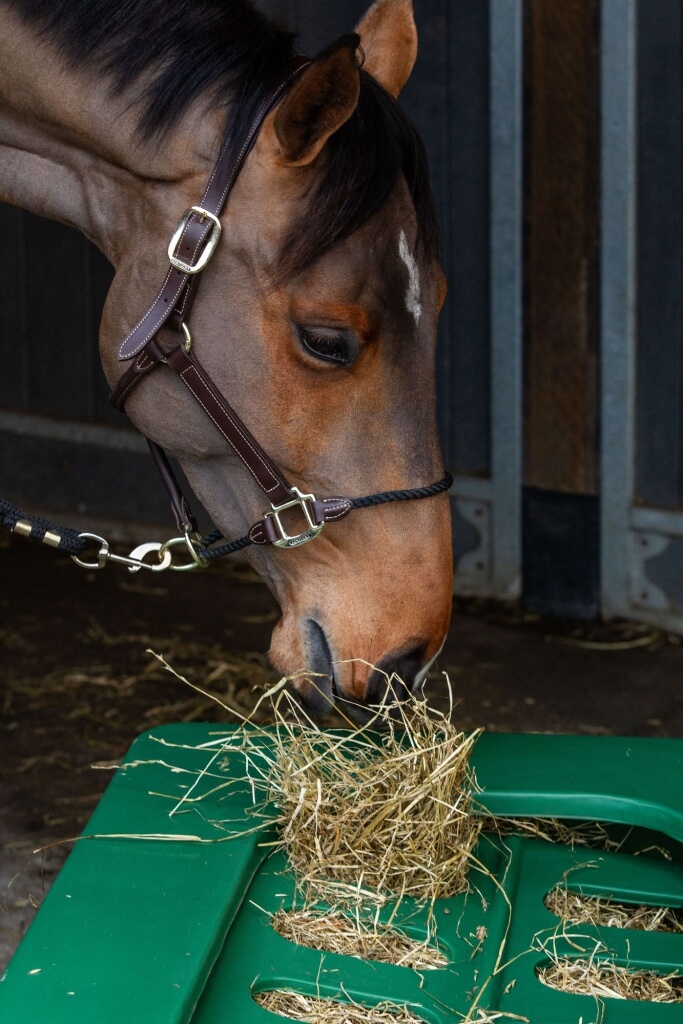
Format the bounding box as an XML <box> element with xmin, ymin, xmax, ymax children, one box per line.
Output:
<box><xmin>523</xmin><ymin>0</ymin><xmax>601</xmax><ymax>495</ymax></box>
<box><xmin>635</xmin><ymin>0</ymin><xmax>683</xmax><ymax>511</ymax></box>
<box><xmin>521</xmin><ymin>0</ymin><xmax>601</xmax><ymax>617</ymax></box>
<box><xmin>0</xmin><ymin>208</ymin><xmax>115</xmax><ymax>423</ymax></box>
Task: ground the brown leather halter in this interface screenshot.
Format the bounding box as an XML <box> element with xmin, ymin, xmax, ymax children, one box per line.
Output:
<box><xmin>109</xmin><ymin>59</ymin><xmax>452</xmax><ymax>566</ymax></box>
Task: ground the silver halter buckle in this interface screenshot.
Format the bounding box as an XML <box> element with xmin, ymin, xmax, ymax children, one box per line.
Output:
<box><xmin>264</xmin><ymin>487</ymin><xmax>324</xmax><ymax>549</ymax></box>
<box><xmin>168</xmin><ymin>206</ymin><xmax>222</xmax><ymax>274</ymax></box>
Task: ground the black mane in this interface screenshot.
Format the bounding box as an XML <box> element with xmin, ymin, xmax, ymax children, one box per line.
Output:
<box><xmin>6</xmin><ymin>0</ymin><xmax>439</xmax><ymax>277</ymax></box>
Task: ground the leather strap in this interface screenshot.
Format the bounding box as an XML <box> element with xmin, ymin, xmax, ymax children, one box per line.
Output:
<box><xmin>118</xmin><ymin>58</ymin><xmax>311</xmax><ymax>362</ymax></box>
<box><xmin>111</xmin><ymin>337</ymin><xmax>166</xmax><ymax>410</ymax></box>
<box><xmin>165</xmin><ymin>345</ymin><xmax>293</xmax><ymax>505</ymax></box>
<box><xmin>146</xmin><ymin>439</ymin><xmax>198</xmax><ymax>534</ymax></box>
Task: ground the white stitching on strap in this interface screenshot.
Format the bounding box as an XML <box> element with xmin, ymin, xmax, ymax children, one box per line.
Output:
<box><xmin>323</xmin><ymin>500</ymin><xmax>352</xmax><ymax>521</ymax></box>
<box><xmin>179</xmin><ymin>365</ymin><xmax>281</xmax><ymax>493</ymax></box>
<box><xmin>118</xmin><ymin>268</ymin><xmax>182</xmax><ymax>359</ymax></box>
<box><xmin>249</xmin><ymin>522</ymin><xmax>267</xmax><ymax>544</ymax></box>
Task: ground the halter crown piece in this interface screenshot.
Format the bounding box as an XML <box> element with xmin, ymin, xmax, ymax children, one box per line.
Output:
<box><xmin>108</xmin><ymin>58</ymin><xmax>452</xmax><ymax>568</ymax></box>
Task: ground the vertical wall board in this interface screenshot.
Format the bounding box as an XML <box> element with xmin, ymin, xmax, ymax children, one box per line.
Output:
<box><xmin>523</xmin><ymin>0</ymin><xmax>601</xmax><ymax>495</ymax></box>
<box><xmin>432</xmin><ymin>1</ymin><xmax>490</xmax><ymax>476</ymax></box>
<box><xmin>599</xmin><ymin>0</ymin><xmax>636</xmax><ymax>621</ymax></box>
<box><xmin>399</xmin><ymin>0</ymin><xmax>455</xmax><ymax>469</ymax></box>
<box><xmin>635</xmin><ymin>0</ymin><xmax>683</xmax><ymax>510</ymax></box>
<box><xmin>489</xmin><ymin>0</ymin><xmax>524</xmax><ymax>598</ymax></box>
<box><xmin>0</xmin><ymin>204</ymin><xmax>28</xmax><ymax>409</ymax></box>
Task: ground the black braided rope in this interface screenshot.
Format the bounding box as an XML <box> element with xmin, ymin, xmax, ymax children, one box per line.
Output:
<box><xmin>199</xmin><ymin>473</ymin><xmax>453</xmax><ymax>560</ymax></box>
<box><xmin>349</xmin><ymin>472</ymin><xmax>453</xmax><ymax>510</ymax></box>
<box><xmin>1</xmin><ymin>474</ymin><xmax>453</xmax><ymax>564</ymax></box>
<box><xmin>201</xmin><ymin>534</ymin><xmax>252</xmax><ymax>559</ymax></box>
<box><xmin>0</xmin><ymin>499</ymin><xmax>86</xmax><ymax>554</ymax></box>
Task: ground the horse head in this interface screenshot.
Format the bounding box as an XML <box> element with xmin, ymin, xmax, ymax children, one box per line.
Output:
<box><xmin>97</xmin><ymin>0</ymin><xmax>453</xmax><ymax>714</ymax></box>
<box><xmin>0</xmin><ymin>0</ymin><xmax>452</xmax><ymax>714</ymax></box>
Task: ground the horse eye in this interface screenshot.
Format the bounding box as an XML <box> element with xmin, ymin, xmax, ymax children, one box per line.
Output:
<box><xmin>298</xmin><ymin>327</ymin><xmax>357</xmax><ymax>367</ymax></box>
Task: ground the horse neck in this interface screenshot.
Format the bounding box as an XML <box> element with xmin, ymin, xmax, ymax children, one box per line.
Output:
<box><xmin>0</xmin><ymin>5</ymin><xmax>221</xmax><ymax>264</ymax></box>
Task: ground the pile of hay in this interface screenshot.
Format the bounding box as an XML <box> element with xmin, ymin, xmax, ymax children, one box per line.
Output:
<box><xmin>154</xmin><ymin>653</ymin><xmax>482</xmax><ymax>907</ymax></box>
<box><xmin>546</xmin><ymin>887</ymin><xmax>683</xmax><ymax>933</ymax></box>
<box><xmin>538</xmin><ymin>957</ymin><xmax>683</xmax><ymax>1003</ymax></box>
<box><xmin>271</xmin><ymin>908</ymin><xmax>447</xmax><ymax>970</ymax></box>
<box><xmin>241</xmin><ymin>684</ymin><xmax>483</xmax><ymax>907</ymax></box>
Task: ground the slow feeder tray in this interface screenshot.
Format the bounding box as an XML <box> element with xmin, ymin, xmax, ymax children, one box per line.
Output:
<box><xmin>1</xmin><ymin>725</ymin><xmax>683</xmax><ymax>1024</ymax></box>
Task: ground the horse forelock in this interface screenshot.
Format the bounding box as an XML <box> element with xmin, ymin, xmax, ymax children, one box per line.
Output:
<box><xmin>275</xmin><ymin>71</ymin><xmax>440</xmax><ymax>283</ymax></box>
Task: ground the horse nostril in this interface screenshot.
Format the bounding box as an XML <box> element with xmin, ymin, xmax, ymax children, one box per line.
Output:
<box><xmin>366</xmin><ymin>643</ymin><xmax>429</xmax><ymax>707</ymax></box>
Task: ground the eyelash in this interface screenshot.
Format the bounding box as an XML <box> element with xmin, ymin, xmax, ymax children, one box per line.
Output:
<box><xmin>299</xmin><ymin>327</ymin><xmax>355</xmax><ymax>366</ymax></box>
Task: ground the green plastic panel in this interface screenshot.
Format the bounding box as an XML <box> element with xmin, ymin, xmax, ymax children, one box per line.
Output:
<box><xmin>2</xmin><ymin>726</ymin><xmax>683</xmax><ymax>1024</ymax></box>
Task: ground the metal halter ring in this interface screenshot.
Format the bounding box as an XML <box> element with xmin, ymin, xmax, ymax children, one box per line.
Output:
<box><xmin>180</xmin><ymin>322</ymin><xmax>192</xmax><ymax>354</ymax></box>
<box><xmin>159</xmin><ymin>532</ymin><xmax>207</xmax><ymax>571</ymax></box>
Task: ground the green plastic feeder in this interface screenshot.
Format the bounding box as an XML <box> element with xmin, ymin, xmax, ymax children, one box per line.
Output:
<box><xmin>1</xmin><ymin>726</ymin><xmax>682</xmax><ymax>1023</ymax></box>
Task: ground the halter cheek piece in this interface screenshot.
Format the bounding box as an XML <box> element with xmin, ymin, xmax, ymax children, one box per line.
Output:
<box><xmin>110</xmin><ymin>58</ymin><xmax>452</xmax><ymax>565</ymax></box>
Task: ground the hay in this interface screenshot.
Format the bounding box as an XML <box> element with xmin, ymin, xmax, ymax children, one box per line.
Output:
<box><xmin>255</xmin><ymin>992</ymin><xmax>527</xmax><ymax>1024</ymax></box>
<box><xmin>243</xmin><ymin>684</ymin><xmax>483</xmax><ymax>907</ymax></box>
<box><xmin>271</xmin><ymin>908</ymin><xmax>447</xmax><ymax>970</ymax></box>
<box><xmin>546</xmin><ymin>886</ymin><xmax>683</xmax><ymax>933</ymax></box>
<box><xmin>538</xmin><ymin>957</ymin><xmax>683</xmax><ymax>1003</ymax></box>
<box><xmin>254</xmin><ymin>990</ymin><xmax>424</xmax><ymax>1023</ymax></box>
<box><xmin>151</xmin><ymin>655</ymin><xmax>483</xmax><ymax>908</ymax></box>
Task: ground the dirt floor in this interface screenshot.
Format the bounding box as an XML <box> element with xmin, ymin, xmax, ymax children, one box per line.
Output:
<box><xmin>2</xmin><ymin>530</ymin><xmax>683</xmax><ymax>972</ymax></box>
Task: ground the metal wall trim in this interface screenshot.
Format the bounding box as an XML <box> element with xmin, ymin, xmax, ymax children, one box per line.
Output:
<box><xmin>451</xmin><ymin>475</ymin><xmax>492</xmax><ymax>596</ymax></box>
<box><xmin>631</xmin><ymin>506</ymin><xmax>683</xmax><ymax>540</ymax></box>
<box><xmin>600</xmin><ymin>0</ymin><xmax>637</xmax><ymax>618</ymax></box>
<box><xmin>488</xmin><ymin>0</ymin><xmax>523</xmax><ymax>599</ymax></box>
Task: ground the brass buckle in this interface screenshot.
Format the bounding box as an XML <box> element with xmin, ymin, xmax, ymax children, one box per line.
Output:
<box><xmin>264</xmin><ymin>487</ymin><xmax>324</xmax><ymax>549</ymax></box>
<box><xmin>168</xmin><ymin>206</ymin><xmax>222</xmax><ymax>274</ymax></box>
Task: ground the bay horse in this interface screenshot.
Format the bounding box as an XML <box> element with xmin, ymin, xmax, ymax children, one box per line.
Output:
<box><xmin>0</xmin><ymin>0</ymin><xmax>453</xmax><ymax>715</ymax></box>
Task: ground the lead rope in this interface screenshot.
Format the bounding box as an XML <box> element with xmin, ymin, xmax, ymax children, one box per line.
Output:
<box><xmin>0</xmin><ymin>475</ymin><xmax>453</xmax><ymax>573</ymax></box>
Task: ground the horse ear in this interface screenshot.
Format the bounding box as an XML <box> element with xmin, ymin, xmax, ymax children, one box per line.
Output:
<box><xmin>355</xmin><ymin>0</ymin><xmax>418</xmax><ymax>98</ymax></box>
<box><xmin>272</xmin><ymin>34</ymin><xmax>361</xmax><ymax>166</ymax></box>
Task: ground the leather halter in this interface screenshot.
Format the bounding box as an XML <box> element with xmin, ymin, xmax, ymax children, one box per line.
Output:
<box><xmin>111</xmin><ymin>59</ymin><xmax>452</xmax><ymax>560</ymax></box>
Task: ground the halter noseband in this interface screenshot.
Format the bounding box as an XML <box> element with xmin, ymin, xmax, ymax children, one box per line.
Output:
<box><xmin>110</xmin><ymin>59</ymin><xmax>452</xmax><ymax>565</ymax></box>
